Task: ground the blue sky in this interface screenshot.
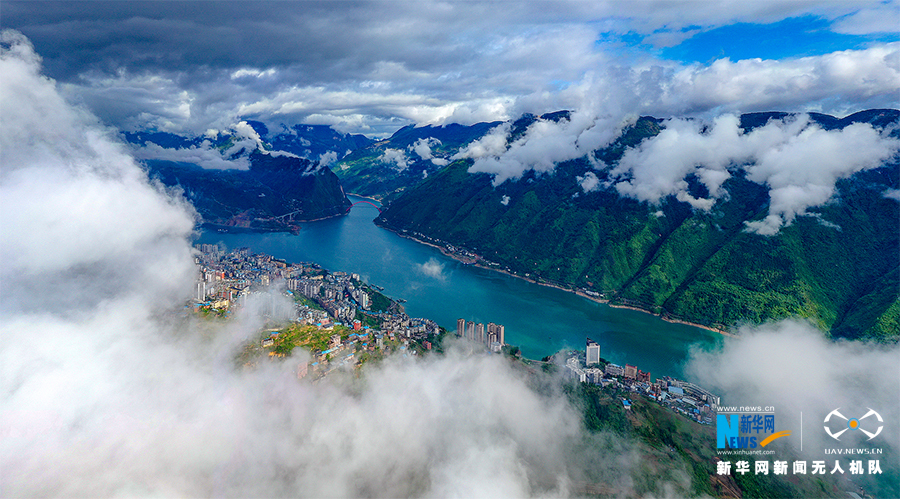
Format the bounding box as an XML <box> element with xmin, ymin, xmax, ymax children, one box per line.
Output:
<box><xmin>661</xmin><ymin>15</ymin><xmax>900</xmax><ymax>63</ymax></box>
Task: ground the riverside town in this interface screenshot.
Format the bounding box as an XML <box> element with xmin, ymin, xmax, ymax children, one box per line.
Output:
<box><xmin>194</xmin><ymin>243</ymin><xmax>722</xmax><ymax>421</ymax></box>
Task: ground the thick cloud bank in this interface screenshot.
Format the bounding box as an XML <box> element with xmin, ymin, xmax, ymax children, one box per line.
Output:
<box><xmin>686</xmin><ymin>320</ymin><xmax>899</xmax><ymax>469</ymax></box>
<box><xmin>456</xmin><ymin>109</ymin><xmax>898</xmax><ymax>234</ymax></box>
<box><xmin>0</xmin><ymin>33</ymin><xmax>618</xmax><ymax>498</ymax></box>
<box><xmin>0</xmin><ymin>31</ymin><xmax>197</xmax><ymax>313</ymax></box>
<box><xmin>458</xmin><ymin>112</ymin><xmax>623</xmax><ymax>185</ymax></box>
<box><xmin>131</xmin><ymin>140</ymin><xmax>252</xmax><ymax>170</ymax></box>
<box><xmin>610</xmin><ymin>114</ymin><xmax>899</xmax><ymax>234</ymax></box>
<box><xmin>7</xmin><ymin>3</ymin><xmax>898</xmax><ymax>136</ymax></box>
<box><xmin>130</xmin><ymin>120</ymin><xmax>302</xmax><ymax>170</ymax></box>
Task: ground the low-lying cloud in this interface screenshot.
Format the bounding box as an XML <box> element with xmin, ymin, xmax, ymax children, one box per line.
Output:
<box><xmin>415</xmin><ymin>257</ymin><xmax>447</xmax><ymax>281</ymax></box>
<box><xmin>458</xmin><ymin>112</ymin><xmax>624</xmax><ymax>185</ymax></box>
<box><xmin>132</xmin><ymin>141</ymin><xmax>251</xmax><ymax>170</ymax></box>
<box><xmin>318</xmin><ymin>149</ymin><xmax>339</xmax><ymax>167</ymax></box>
<box><xmin>0</xmin><ymin>32</ymin><xmax>637</xmax><ymax>498</ymax></box>
<box><xmin>686</xmin><ymin>320</ymin><xmax>899</xmax><ymax>495</ymax></box>
<box><xmin>379</xmin><ymin>147</ymin><xmax>410</xmax><ymax>171</ymax></box>
<box><xmin>610</xmin><ymin>114</ymin><xmax>900</xmax><ymax>234</ymax></box>
<box><xmin>411</xmin><ymin>137</ymin><xmax>439</xmax><ymax>160</ymax></box>
<box><xmin>456</xmin><ymin>108</ymin><xmax>898</xmax><ymax>235</ymax></box>
<box><xmin>130</xmin><ymin>120</ymin><xmax>301</xmax><ymax>170</ymax></box>
<box><xmin>576</xmin><ymin>171</ymin><xmax>601</xmax><ymax>193</ymax></box>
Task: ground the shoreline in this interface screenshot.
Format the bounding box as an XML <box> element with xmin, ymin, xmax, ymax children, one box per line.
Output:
<box><xmin>346</xmin><ymin>192</ymin><xmax>383</xmax><ymax>204</ymax></box>
<box><xmin>202</xmin><ymin>209</ymin><xmax>350</xmax><ymax>234</ymax></box>
<box><xmin>381</xmin><ymin>224</ymin><xmax>734</xmax><ymax>338</ymax></box>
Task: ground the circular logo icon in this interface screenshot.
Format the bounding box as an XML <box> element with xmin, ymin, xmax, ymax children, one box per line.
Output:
<box><xmin>824</xmin><ymin>408</ymin><xmax>883</xmax><ymax>441</ymax></box>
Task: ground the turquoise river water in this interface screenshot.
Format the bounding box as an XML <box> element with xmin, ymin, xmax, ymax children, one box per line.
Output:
<box><xmin>197</xmin><ymin>196</ymin><xmax>723</xmax><ymax>380</ymax></box>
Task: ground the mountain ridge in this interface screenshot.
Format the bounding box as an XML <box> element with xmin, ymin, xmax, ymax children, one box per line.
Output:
<box><xmin>375</xmin><ymin>109</ymin><xmax>900</xmax><ymax>341</ymax></box>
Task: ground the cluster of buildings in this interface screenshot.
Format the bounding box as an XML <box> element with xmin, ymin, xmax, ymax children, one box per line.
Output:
<box><xmin>195</xmin><ymin>244</ymin><xmax>443</xmax><ymax>381</ymax></box>
<box><xmin>565</xmin><ymin>338</ymin><xmax>719</xmax><ymax>424</ymax></box>
<box><xmin>288</xmin><ymin>271</ymin><xmax>369</xmax><ymax>324</ymax></box>
<box><xmin>194</xmin><ymin>244</ymin><xmax>371</xmax><ymax>325</ymax></box>
<box><xmin>194</xmin><ymin>244</ymin><xmax>305</xmax><ymax>311</ymax></box>
<box><xmin>456</xmin><ymin>319</ymin><xmax>505</xmax><ymax>352</ymax></box>
<box><xmin>198</xmin><ymin>243</ymin><xmax>718</xmax><ymax>418</ymax></box>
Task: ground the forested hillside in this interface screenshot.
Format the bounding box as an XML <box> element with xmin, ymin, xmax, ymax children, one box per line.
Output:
<box><xmin>377</xmin><ymin>111</ymin><xmax>900</xmax><ymax>340</ymax></box>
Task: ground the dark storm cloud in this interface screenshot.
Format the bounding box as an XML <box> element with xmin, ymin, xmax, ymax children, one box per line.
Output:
<box><xmin>3</xmin><ymin>1</ymin><xmax>896</xmax><ymax>136</ymax></box>
<box><xmin>5</xmin><ymin>1</ymin><xmax>512</xmax><ymax>80</ymax></box>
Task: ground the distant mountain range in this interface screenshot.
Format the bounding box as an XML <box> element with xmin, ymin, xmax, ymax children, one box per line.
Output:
<box><xmin>244</xmin><ymin>120</ymin><xmax>374</xmax><ymax>162</ymax></box>
<box><xmin>144</xmin><ymin>153</ymin><xmax>350</xmax><ymax>232</ymax></box>
<box><xmin>124</xmin><ymin>111</ymin><xmax>899</xmax><ymax>340</ymax></box>
<box><xmin>126</xmin><ymin>125</ymin><xmax>360</xmax><ymax>232</ymax></box>
<box><xmin>374</xmin><ymin>110</ymin><xmax>900</xmax><ymax>341</ymax></box>
<box><xmin>333</xmin><ymin>120</ymin><xmax>503</xmax><ymax>201</ymax></box>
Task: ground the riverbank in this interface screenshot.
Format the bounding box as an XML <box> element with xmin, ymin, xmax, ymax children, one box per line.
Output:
<box><xmin>379</xmin><ymin>223</ymin><xmax>734</xmax><ymax>338</ymax></box>
<box><xmin>201</xmin><ymin>210</ymin><xmax>349</xmax><ymax>234</ymax></box>
<box><xmin>346</xmin><ymin>192</ymin><xmax>383</xmax><ymax>204</ymax></box>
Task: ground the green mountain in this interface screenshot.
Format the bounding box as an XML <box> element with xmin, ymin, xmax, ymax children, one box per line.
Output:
<box><xmin>146</xmin><ymin>151</ymin><xmax>351</xmax><ymax>232</ymax></box>
<box><xmin>376</xmin><ymin>110</ymin><xmax>900</xmax><ymax>341</ymax></box>
<box><xmin>334</xmin><ymin>120</ymin><xmax>504</xmax><ymax>201</ymax></box>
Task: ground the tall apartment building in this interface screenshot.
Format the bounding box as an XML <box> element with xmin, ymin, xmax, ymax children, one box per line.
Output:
<box><xmin>475</xmin><ymin>323</ymin><xmax>485</xmax><ymax>343</ymax></box>
<box><xmin>487</xmin><ymin>322</ymin><xmax>505</xmax><ymax>345</ymax></box>
<box><xmin>586</xmin><ymin>338</ymin><xmax>600</xmax><ymax>365</ymax></box>
<box><xmin>457</xmin><ymin>318</ymin><xmax>466</xmax><ymax>338</ymax></box>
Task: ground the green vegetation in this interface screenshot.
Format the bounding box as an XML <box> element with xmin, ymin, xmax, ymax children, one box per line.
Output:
<box><xmin>368</xmin><ymin>289</ymin><xmax>392</xmax><ymax>313</ymax></box>
<box><xmin>502</xmin><ymin>345</ymin><xmax>521</xmax><ymax>358</ymax></box>
<box><xmin>197</xmin><ymin>306</ymin><xmax>228</xmax><ymax>318</ymax></box>
<box><xmin>354</xmin><ymin>310</ymin><xmax>381</xmax><ymax>328</ymax></box>
<box><xmin>378</xmin><ymin>113</ymin><xmax>900</xmax><ymax>341</ymax></box>
<box><xmin>293</xmin><ymin>293</ymin><xmax>324</xmax><ymax>311</ymax></box>
<box><xmin>269</xmin><ymin>324</ymin><xmax>346</xmax><ymax>356</ymax></box>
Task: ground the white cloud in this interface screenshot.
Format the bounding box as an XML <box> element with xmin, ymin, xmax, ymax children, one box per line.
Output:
<box><xmin>129</xmin><ymin>120</ymin><xmax>297</xmax><ymax>169</ymax></box>
<box><xmin>831</xmin><ymin>3</ymin><xmax>900</xmax><ymax>35</ymax></box>
<box><xmin>576</xmin><ymin>171</ymin><xmax>601</xmax><ymax>193</ymax></box>
<box><xmin>379</xmin><ymin>147</ymin><xmax>410</xmax><ymax>171</ymax></box>
<box><xmin>453</xmin><ymin>122</ymin><xmax>512</xmax><ymax>160</ymax></box>
<box><xmin>409</xmin><ymin>137</ymin><xmax>450</xmax><ymax>166</ymax></box>
<box><xmin>610</xmin><ymin>114</ymin><xmax>900</xmax><ymax>234</ymax></box>
<box><xmin>663</xmin><ymin>44</ymin><xmax>900</xmax><ymax>116</ymax></box>
<box><xmin>686</xmin><ymin>320</ymin><xmax>899</xmax><ymax>459</ymax></box>
<box><xmin>464</xmin><ymin>112</ymin><xmax>623</xmax><ymax>185</ymax></box>
<box><xmin>410</xmin><ymin>137</ymin><xmax>441</xmax><ymax>159</ymax></box>
<box><xmin>415</xmin><ymin>257</ymin><xmax>447</xmax><ymax>281</ymax></box>
<box><xmin>1</xmin><ymin>29</ymin><xmax>651</xmax><ymax>499</ymax></box>
<box><xmin>131</xmin><ymin>141</ymin><xmax>250</xmax><ymax>170</ymax></box>
<box><xmin>501</xmin><ymin>194</ymin><xmax>511</xmax><ymax>205</ymax></box>
<box><xmin>0</xmin><ymin>31</ymin><xmax>197</xmax><ymax>282</ymax></box>
<box><xmin>318</xmin><ymin>150</ymin><xmax>338</xmax><ymax>167</ymax></box>
<box><xmin>230</xmin><ymin>67</ymin><xmax>277</xmax><ymax>79</ymax></box>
